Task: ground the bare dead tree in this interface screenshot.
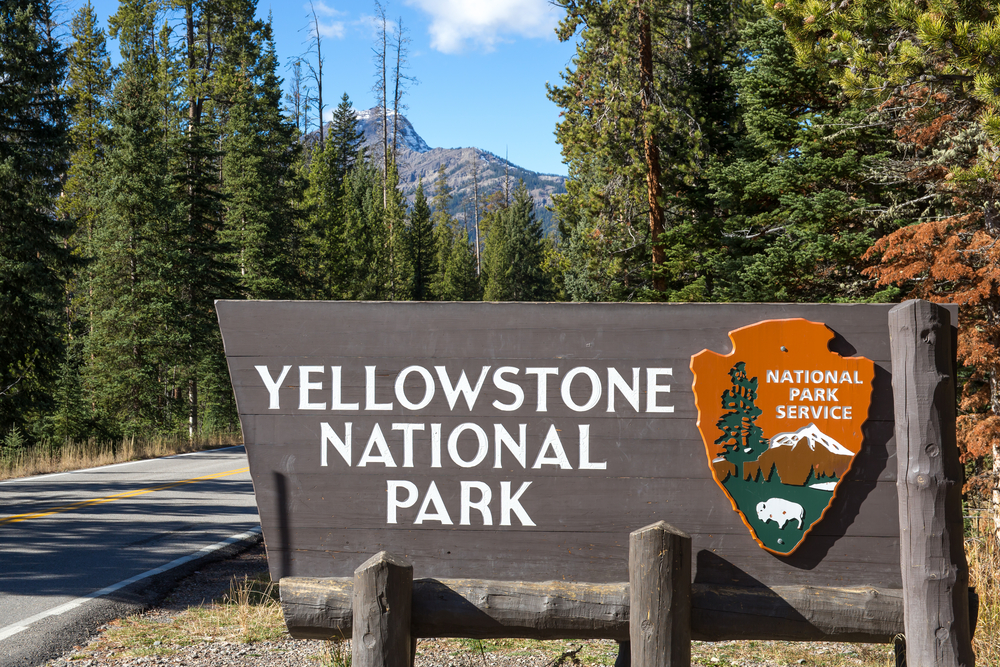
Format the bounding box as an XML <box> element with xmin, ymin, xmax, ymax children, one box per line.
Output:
<box><xmin>391</xmin><ymin>16</ymin><xmax>416</xmax><ymax>157</ymax></box>
<box><xmin>286</xmin><ymin>58</ymin><xmax>306</xmax><ymax>135</ymax></box>
<box><xmin>373</xmin><ymin>0</ymin><xmax>389</xmax><ymax>206</ymax></box>
<box><xmin>469</xmin><ymin>152</ymin><xmax>482</xmax><ymax>275</ymax></box>
<box><xmin>305</xmin><ymin>0</ymin><xmax>325</xmax><ymax>148</ymax></box>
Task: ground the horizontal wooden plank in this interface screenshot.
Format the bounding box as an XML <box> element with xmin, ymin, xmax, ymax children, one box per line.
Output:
<box><xmin>262</xmin><ymin>530</ymin><xmax>903</xmax><ymax>588</ymax></box>
<box><xmin>238</xmin><ymin>416</ymin><xmax>898</xmax><ymax>482</ymax></box>
<box><xmin>248</xmin><ymin>470</ymin><xmax>900</xmax><ymax>537</ymax></box>
<box><xmin>279</xmin><ymin>576</ymin><xmax>903</xmax><ymax>643</ymax></box>
<box><xmin>217</xmin><ymin>302</ymin><xmax>917</xmax><ymax>361</ymax></box>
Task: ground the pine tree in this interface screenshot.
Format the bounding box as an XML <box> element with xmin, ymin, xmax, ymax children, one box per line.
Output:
<box><xmin>62</xmin><ymin>2</ymin><xmax>114</xmax><ymax>340</ymax></box>
<box><xmin>339</xmin><ymin>159</ymin><xmax>390</xmax><ymax>300</ymax></box>
<box><xmin>707</xmin><ymin>13</ymin><xmax>896</xmax><ymax>303</ymax></box>
<box><xmin>482</xmin><ymin>183</ymin><xmax>553</xmax><ymax>301</ymax></box>
<box><xmin>440</xmin><ymin>229</ymin><xmax>481</xmax><ymax>301</ymax></box>
<box><xmin>714</xmin><ymin>362</ymin><xmax>766</xmax><ymax>466</ymax></box>
<box><xmin>329</xmin><ymin>93</ymin><xmax>364</xmax><ymax>184</ymax></box>
<box><xmin>303</xmin><ymin>142</ymin><xmax>343</xmax><ymax>297</ymax></box>
<box><xmin>221</xmin><ymin>22</ymin><xmax>302</xmax><ymax>299</ymax></box>
<box><xmin>86</xmin><ymin>0</ymin><xmax>183</xmax><ymax>433</ymax></box>
<box><xmin>0</xmin><ymin>0</ymin><xmax>73</xmax><ymax>435</ymax></box>
<box><xmin>405</xmin><ymin>180</ymin><xmax>435</xmax><ymax>301</ymax></box>
<box><xmin>43</xmin><ymin>340</ymin><xmax>90</xmax><ymax>443</ymax></box>
<box><xmin>548</xmin><ymin>0</ymin><xmax>741</xmax><ymax>301</ymax></box>
<box><xmin>429</xmin><ymin>164</ymin><xmax>456</xmax><ymax>299</ymax></box>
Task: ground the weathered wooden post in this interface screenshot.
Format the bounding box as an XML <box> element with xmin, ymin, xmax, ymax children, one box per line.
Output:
<box><xmin>353</xmin><ymin>551</ymin><xmax>413</xmax><ymax>667</ymax></box>
<box><xmin>889</xmin><ymin>300</ymin><xmax>973</xmax><ymax>667</ymax></box>
<box><xmin>629</xmin><ymin>521</ymin><xmax>691</xmax><ymax>667</ymax></box>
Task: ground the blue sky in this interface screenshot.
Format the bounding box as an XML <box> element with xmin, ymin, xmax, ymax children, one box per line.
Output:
<box><xmin>63</xmin><ymin>0</ymin><xmax>577</xmax><ymax>176</ymax></box>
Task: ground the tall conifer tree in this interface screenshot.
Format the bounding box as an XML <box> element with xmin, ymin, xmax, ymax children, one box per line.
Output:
<box><xmin>62</xmin><ymin>2</ymin><xmax>114</xmax><ymax>333</ymax></box>
<box><xmin>483</xmin><ymin>183</ymin><xmax>552</xmax><ymax>301</ymax></box>
<box><xmin>222</xmin><ymin>28</ymin><xmax>302</xmax><ymax>300</ymax></box>
<box><xmin>548</xmin><ymin>0</ymin><xmax>741</xmax><ymax>301</ymax></box>
<box><xmin>405</xmin><ymin>180</ymin><xmax>435</xmax><ymax>301</ymax></box>
<box><xmin>0</xmin><ymin>0</ymin><xmax>72</xmax><ymax>433</ymax></box>
<box><xmin>0</xmin><ymin>0</ymin><xmax>72</xmax><ymax>435</ymax></box>
<box><xmin>86</xmin><ymin>0</ymin><xmax>183</xmax><ymax>433</ymax></box>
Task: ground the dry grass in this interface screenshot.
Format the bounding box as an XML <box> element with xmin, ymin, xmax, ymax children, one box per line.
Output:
<box><xmin>0</xmin><ymin>432</ymin><xmax>242</xmax><ymax>481</ymax></box>
<box><xmin>82</xmin><ymin>575</ymin><xmax>285</xmax><ymax>660</ymax></box>
<box><xmin>689</xmin><ymin>640</ymin><xmax>894</xmax><ymax>666</ymax></box>
<box><xmin>967</xmin><ymin>511</ymin><xmax>1000</xmax><ymax>665</ymax></box>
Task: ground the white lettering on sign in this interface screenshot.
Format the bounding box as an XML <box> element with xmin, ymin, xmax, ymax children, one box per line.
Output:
<box><xmin>646</xmin><ymin>368</ymin><xmax>674</xmax><ymax>413</ymax></box>
<box><xmin>255</xmin><ymin>363</ymin><xmax>672</xmax><ymax>528</ymax></box>
<box><xmin>775</xmin><ymin>405</ymin><xmax>853</xmax><ymax>420</ymax></box>
<box><xmin>436</xmin><ymin>366</ymin><xmax>490</xmax><ymax>410</ymax></box>
<box><xmin>385</xmin><ymin>479</ymin><xmax>535</xmax><ymax>526</ymax></box>
<box><xmin>766</xmin><ymin>370</ymin><xmax>864</xmax><ymax>384</ymax></box>
<box><xmin>253</xmin><ymin>364</ymin><xmax>676</xmax><ymax>414</ymax></box>
<box><xmin>256</xmin><ymin>365</ymin><xmax>291</xmax><ymax>409</ymax></box>
<box><xmin>319</xmin><ymin>422</ymin><xmax>605</xmax><ymax>471</ymax></box>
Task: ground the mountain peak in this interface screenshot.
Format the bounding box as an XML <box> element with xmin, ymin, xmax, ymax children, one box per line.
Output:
<box><xmin>354</xmin><ymin>107</ymin><xmax>432</xmax><ymax>154</ymax></box>
<box><xmin>770</xmin><ymin>423</ymin><xmax>854</xmax><ymax>457</ymax></box>
<box><xmin>305</xmin><ymin>107</ymin><xmax>566</xmax><ymax>231</ymax></box>
<box><xmin>743</xmin><ymin>423</ymin><xmax>855</xmax><ymax>486</ymax></box>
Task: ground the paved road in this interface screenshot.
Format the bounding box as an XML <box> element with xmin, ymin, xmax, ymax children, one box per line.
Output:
<box><xmin>0</xmin><ymin>446</ymin><xmax>260</xmax><ymax>665</ymax></box>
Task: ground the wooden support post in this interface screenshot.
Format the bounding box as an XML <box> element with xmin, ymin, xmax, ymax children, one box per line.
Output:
<box><xmin>353</xmin><ymin>551</ymin><xmax>413</xmax><ymax>667</ymax></box>
<box><xmin>889</xmin><ymin>300</ymin><xmax>974</xmax><ymax>667</ymax></box>
<box><xmin>615</xmin><ymin>641</ymin><xmax>630</xmax><ymax>667</ymax></box>
<box><xmin>629</xmin><ymin>521</ymin><xmax>691</xmax><ymax>667</ymax></box>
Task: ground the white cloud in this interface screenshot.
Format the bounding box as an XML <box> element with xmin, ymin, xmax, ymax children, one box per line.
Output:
<box><xmin>405</xmin><ymin>0</ymin><xmax>559</xmax><ymax>54</ymax></box>
<box><xmin>304</xmin><ymin>1</ymin><xmax>346</xmax><ymax>39</ymax></box>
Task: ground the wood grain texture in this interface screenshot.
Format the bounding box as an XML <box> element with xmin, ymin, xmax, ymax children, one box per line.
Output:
<box><xmin>889</xmin><ymin>301</ymin><xmax>973</xmax><ymax>667</ymax></box>
<box><xmin>217</xmin><ymin>302</ymin><xmax>955</xmax><ymax>588</ymax></box>
<box><xmin>353</xmin><ymin>552</ymin><xmax>413</xmax><ymax>667</ymax></box>
<box><xmin>630</xmin><ymin>522</ymin><xmax>691</xmax><ymax>667</ymax></box>
<box><xmin>279</xmin><ymin>576</ymin><xmax>904</xmax><ymax>643</ymax></box>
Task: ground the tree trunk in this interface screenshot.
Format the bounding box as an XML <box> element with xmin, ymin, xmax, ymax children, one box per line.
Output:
<box><xmin>637</xmin><ymin>3</ymin><xmax>665</xmax><ymax>293</ymax></box>
<box><xmin>188</xmin><ymin>377</ymin><xmax>198</xmax><ymax>439</ymax></box>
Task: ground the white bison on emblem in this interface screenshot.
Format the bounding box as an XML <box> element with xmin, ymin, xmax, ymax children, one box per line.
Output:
<box><xmin>756</xmin><ymin>498</ymin><xmax>804</xmax><ymax>529</ymax></box>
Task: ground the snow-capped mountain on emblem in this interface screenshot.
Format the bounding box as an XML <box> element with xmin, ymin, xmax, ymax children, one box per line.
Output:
<box><xmin>745</xmin><ymin>423</ymin><xmax>856</xmax><ymax>490</ymax></box>
<box><xmin>769</xmin><ymin>423</ymin><xmax>854</xmax><ymax>456</ymax></box>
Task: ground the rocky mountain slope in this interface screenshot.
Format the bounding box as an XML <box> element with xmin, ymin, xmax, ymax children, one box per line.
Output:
<box><xmin>322</xmin><ymin>108</ymin><xmax>567</xmax><ymax>233</ymax></box>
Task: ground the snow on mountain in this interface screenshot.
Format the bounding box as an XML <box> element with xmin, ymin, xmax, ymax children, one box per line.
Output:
<box><xmin>768</xmin><ymin>423</ymin><xmax>854</xmax><ymax>457</ymax></box>
<box><xmin>354</xmin><ymin>108</ymin><xmax>432</xmax><ymax>154</ymax></box>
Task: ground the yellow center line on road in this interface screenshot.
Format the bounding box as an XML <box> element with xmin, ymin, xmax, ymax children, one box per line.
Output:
<box><xmin>0</xmin><ymin>466</ymin><xmax>250</xmax><ymax>526</ymax></box>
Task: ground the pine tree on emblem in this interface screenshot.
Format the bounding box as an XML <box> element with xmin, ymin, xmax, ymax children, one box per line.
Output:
<box><xmin>714</xmin><ymin>362</ymin><xmax>768</xmax><ymax>467</ymax></box>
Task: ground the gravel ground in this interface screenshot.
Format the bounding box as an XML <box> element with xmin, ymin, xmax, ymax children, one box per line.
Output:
<box><xmin>40</xmin><ymin>542</ymin><xmax>890</xmax><ymax>667</ymax></box>
<box><xmin>39</xmin><ymin>543</ymin><xmax>624</xmax><ymax>667</ymax></box>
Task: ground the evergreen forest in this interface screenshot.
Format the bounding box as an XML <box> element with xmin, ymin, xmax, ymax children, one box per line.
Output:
<box><xmin>4</xmin><ymin>0</ymin><xmax>1000</xmax><ymax>515</ymax></box>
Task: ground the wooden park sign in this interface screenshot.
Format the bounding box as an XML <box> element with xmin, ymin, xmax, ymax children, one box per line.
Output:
<box><xmin>217</xmin><ymin>301</ymin><xmax>974</xmax><ymax>667</ymax></box>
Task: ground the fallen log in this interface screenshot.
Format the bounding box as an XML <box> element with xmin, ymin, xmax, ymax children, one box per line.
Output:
<box><xmin>280</xmin><ymin>577</ymin><xmax>902</xmax><ymax>644</ymax></box>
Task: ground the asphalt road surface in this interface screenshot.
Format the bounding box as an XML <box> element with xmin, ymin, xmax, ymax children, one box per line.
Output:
<box><xmin>0</xmin><ymin>446</ymin><xmax>260</xmax><ymax>666</ymax></box>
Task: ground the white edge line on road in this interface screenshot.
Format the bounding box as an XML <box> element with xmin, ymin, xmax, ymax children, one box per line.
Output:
<box><xmin>0</xmin><ymin>446</ymin><xmax>247</xmax><ymax>486</ymax></box>
<box><xmin>0</xmin><ymin>526</ymin><xmax>262</xmax><ymax>642</ymax></box>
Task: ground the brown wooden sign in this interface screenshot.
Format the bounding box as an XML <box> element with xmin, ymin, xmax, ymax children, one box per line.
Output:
<box><xmin>216</xmin><ymin>301</ymin><xmax>945</xmax><ymax>587</ymax></box>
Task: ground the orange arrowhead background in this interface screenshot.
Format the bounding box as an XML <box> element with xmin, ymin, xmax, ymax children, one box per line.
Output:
<box><xmin>690</xmin><ymin>318</ymin><xmax>876</xmax><ymax>555</ymax></box>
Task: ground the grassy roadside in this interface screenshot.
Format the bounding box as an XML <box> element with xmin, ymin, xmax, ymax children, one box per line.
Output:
<box><xmin>0</xmin><ymin>432</ymin><xmax>242</xmax><ymax>482</ymax></box>
<box><xmin>49</xmin><ymin>517</ymin><xmax>1000</xmax><ymax>666</ymax></box>
<box><xmin>58</xmin><ymin>516</ymin><xmax>1000</xmax><ymax>667</ymax></box>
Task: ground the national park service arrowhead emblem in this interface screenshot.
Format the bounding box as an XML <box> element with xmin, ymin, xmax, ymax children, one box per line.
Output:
<box><xmin>690</xmin><ymin>319</ymin><xmax>875</xmax><ymax>555</ymax></box>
